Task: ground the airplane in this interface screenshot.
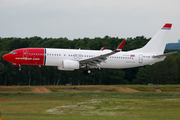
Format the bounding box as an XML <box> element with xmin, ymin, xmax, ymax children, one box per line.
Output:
<box><xmin>3</xmin><ymin>23</ymin><xmax>176</xmax><ymax>74</ymax></box>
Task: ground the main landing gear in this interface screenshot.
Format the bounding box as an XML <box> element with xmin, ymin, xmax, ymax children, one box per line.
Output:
<box><xmin>83</xmin><ymin>69</ymin><xmax>91</xmax><ymax>75</ymax></box>
<box><xmin>83</xmin><ymin>65</ymin><xmax>92</xmax><ymax>75</ymax></box>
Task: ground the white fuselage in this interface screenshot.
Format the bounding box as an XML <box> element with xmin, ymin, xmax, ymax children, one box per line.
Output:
<box><xmin>45</xmin><ymin>48</ymin><xmax>165</xmax><ymax>69</ymax></box>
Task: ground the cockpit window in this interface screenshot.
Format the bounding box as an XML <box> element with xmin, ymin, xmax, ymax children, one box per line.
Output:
<box><xmin>10</xmin><ymin>52</ymin><xmax>17</xmax><ymax>54</ymax></box>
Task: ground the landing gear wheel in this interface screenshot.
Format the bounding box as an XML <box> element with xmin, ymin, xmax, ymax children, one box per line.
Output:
<box><xmin>83</xmin><ymin>69</ymin><xmax>92</xmax><ymax>75</ymax></box>
<box><xmin>87</xmin><ymin>69</ymin><xmax>91</xmax><ymax>74</ymax></box>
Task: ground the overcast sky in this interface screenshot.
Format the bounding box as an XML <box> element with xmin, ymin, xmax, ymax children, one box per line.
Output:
<box><xmin>0</xmin><ymin>0</ymin><xmax>180</xmax><ymax>43</ymax></box>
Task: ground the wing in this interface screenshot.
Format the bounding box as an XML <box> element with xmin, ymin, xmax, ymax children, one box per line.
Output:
<box><xmin>79</xmin><ymin>50</ymin><xmax>119</xmax><ymax>67</ymax></box>
<box><xmin>80</xmin><ymin>40</ymin><xmax>126</xmax><ymax>67</ymax></box>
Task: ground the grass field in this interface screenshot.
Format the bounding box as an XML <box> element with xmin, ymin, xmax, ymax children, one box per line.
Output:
<box><xmin>0</xmin><ymin>85</ymin><xmax>180</xmax><ymax>120</ymax></box>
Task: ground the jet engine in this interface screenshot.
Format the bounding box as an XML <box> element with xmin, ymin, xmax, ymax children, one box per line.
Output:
<box><xmin>58</xmin><ymin>60</ymin><xmax>79</xmax><ymax>70</ymax></box>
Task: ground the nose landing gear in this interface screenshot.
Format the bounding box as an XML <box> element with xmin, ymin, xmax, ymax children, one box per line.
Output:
<box><xmin>19</xmin><ymin>65</ymin><xmax>21</xmax><ymax>71</ymax></box>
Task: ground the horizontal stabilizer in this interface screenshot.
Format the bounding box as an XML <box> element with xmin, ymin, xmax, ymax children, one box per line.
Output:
<box><xmin>152</xmin><ymin>52</ymin><xmax>177</xmax><ymax>58</ymax></box>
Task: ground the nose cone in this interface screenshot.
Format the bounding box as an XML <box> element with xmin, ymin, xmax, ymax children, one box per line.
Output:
<box><xmin>3</xmin><ymin>54</ymin><xmax>11</xmax><ymax>62</ymax></box>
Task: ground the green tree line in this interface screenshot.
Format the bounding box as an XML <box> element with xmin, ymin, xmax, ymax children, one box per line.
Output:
<box><xmin>0</xmin><ymin>36</ymin><xmax>179</xmax><ymax>86</ymax></box>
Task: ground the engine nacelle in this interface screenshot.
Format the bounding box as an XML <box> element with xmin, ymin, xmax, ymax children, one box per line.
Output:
<box><xmin>62</xmin><ymin>60</ymin><xmax>79</xmax><ymax>70</ymax></box>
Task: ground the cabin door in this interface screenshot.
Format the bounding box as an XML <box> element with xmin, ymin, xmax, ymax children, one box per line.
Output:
<box><xmin>139</xmin><ymin>54</ymin><xmax>143</xmax><ymax>63</ymax></box>
<box><xmin>23</xmin><ymin>49</ymin><xmax>28</xmax><ymax>58</ymax></box>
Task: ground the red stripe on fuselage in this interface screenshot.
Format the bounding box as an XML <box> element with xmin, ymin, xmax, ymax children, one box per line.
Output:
<box><xmin>4</xmin><ymin>48</ymin><xmax>45</xmax><ymax>66</ymax></box>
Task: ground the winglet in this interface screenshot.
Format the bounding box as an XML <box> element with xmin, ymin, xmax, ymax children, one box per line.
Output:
<box><xmin>113</xmin><ymin>40</ymin><xmax>126</xmax><ymax>52</ymax></box>
<box><xmin>117</xmin><ymin>40</ymin><xmax>126</xmax><ymax>50</ymax></box>
<box><xmin>100</xmin><ymin>46</ymin><xmax>105</xmax><ymax>51</ymax></box>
